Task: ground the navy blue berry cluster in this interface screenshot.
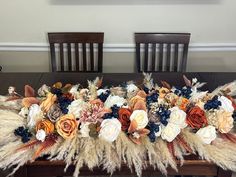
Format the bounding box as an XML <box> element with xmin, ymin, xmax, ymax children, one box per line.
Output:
<box><xmin>14</xmin><ymin>126</ymin><xmax>32</xmax><ymax>143</ymax></box>
<box><xmin>98</xmin><ymin>90</ymin><xmax>110</xmax><ymax>102</ymax></box>
<box><xmin>146</xmin><ymin>92</ymin><xmax>159</xmax><ymax>109</ymax></box>
<box><xmin>156</xmin><ymin>106</ymin><xmax>171</xmax><ymax>126</ymax></box>
<box><xmin>103</xmin><ymin>104</ymin><xmax>120</xmax><ymax>119</ymax></box>
<box><xmin>232</xmin><ymin>111</ymin><xmax>236</xmax><ymax>121</ymax></box>
<box><xmin>174</xmin><ymin>86</ymin><xmax>192</xmax><ymax>99</ymax></box>
<box><xmin>204</xmin><ymin>96</ymin><xmax>221</xmax><ymax>110</ymax></box>
<box><xmin>51</xmin><ymin>87</ymin><xmax>72</xmax><ymax>114</ymax></box>
<box><xmin>147</xmin><ymin>122</ymin><xmax>160</xmax><ymax>142</ymax></box>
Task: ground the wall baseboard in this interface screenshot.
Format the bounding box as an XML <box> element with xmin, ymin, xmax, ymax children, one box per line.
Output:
<box><xmin>0</xmin><ymin>43</ymin><xmax>236</xmax><ymax>52</ymax></box>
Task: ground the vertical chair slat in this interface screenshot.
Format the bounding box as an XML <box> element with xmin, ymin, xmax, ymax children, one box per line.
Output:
<box><xmin>152</xmin><ymin>43</ymin><xmax>156</xmax><ymax>71</ymax></box>
<box><xmin>159</xmin><ymin>43</ymin><xmax>163</xmax><ymax>71</ymax></box>
<box><xmin>98</xmin><ymin>43</ymin><xmax>103</xmax><ymax>72</ymax></box>
<box><xmin>181</xmin><ymin>44</ymin><xmax>189</xmax><ymax>72</ymax></box>
<box><xmin>144</xmin><ymin>43</ymin><xmax>149</xmax><ymax>72</ymax></box>
<box><xmin>136</xmin><ymin>43</ymin><xmax>141</xmax><ymax>72</ymax></box>
<box><xmin>90</xmin><ymin>43</ymin><xmax>94</xmax><ymax>71</ymax></box>
<box><xmin>59</xmin><ymin>43</ymin><xmax>64</xmax><ymax>71</ymax></box>
<box><xmin>49</xmin><ymin>43</ymin><xmax>56</xmax><ymax>72</ymax></box>
<box><xmin>75</xmin><ymin>43</ymin><xmax>79</xmax><ymax>71</ymax></box>
<box><xmin>174</xmin><ymin>44</ymin><xmax>179</xmax><ymax>72</ymax></box>
<box><xmin>82</xmin><ymin>43</ymin><xmax>87</xmax><ymax>71</ymax></box>
<box><xmin>166</xmin><ymin>43</ymin><xmax>171</xmax><ymax>71</ymax></box>
<box><xmin>67</xmin><ymin>43</ymin><xmax>72</xmax><ymax>71</ymax></box>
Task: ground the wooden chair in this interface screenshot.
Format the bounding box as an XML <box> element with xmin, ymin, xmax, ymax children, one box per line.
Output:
<box><xmin>48</xmin><ymin>32</ymin><xmax>104</xmax><ymax>72</ymax></box>
<box><xmin>135</xmin><ymin>33</ymin><xmax>191</xmax><ymax>72</ymax></box>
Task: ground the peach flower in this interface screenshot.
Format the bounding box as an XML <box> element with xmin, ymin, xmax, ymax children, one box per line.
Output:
<box><xmin>176</xmin><ymin>97</ymin><xmax>189</xmax><ymax>111</ymax></box>
<box><xmin>56</xmin><ymin>114</ymin><xmax>78</xmax><ymax>139</ymax></box>
<box><xmin>217</xmin><ymin>110</ymin><xmax>234</xmax><ymax>133</ymax></box>
<box><xmin>40</xmin><ymin>93</ymin><xmax>57</xmax><ymax>112</ymax></box>
<box><xmin>36</xmin><ymin>119</ymin><xmax>55</xmax><ymax>134</ymax></box>
<box><xmin>159</xmin><ymin>87</ymin><xmax>170</xmax><ymax>98</ymax></box>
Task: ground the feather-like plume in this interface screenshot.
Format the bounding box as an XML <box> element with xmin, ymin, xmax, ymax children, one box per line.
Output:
<box><xmin>212</xmin><ymin>80</ymin><xmax>236</xmax><ymax>96</ymax></box>
<box><xmin>183</xmin><ymin>75</ymin><xmax>192</xmax><ymax>87</ymax></box>
<box><xmin>143</xmin><ymin>72</ymin><xmax>154</xmax><ymax>90</ymax></box>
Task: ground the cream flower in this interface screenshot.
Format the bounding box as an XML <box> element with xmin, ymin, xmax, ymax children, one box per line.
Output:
<box><xmin>219</xmin><ymin>96</ymin><xmax>234</xmax><ymax>113</ymax></box>
<box><xmin>36</xmin><ymin>129</ymin><xmax>46</xmax><ymax>142</ymax></box>
<box><xmin>38</xmin><ymin>84</ymin><xmax>50</xmax><ymax>97</ymax></box>
<box><xmin>130</xmin><ymin>110</ymin><xmax>148</xmax><ymax>130</ymax></box>
<box><xmin>217</xmin><ymin>110</ymin><xmax>234</xmax><ymax>133</ymax></box>
<box><xmin>68</xmin><ymin>99</ymin><xmax>87</xmax><ymax>118</ymax></box>
<box><xmin>27</xmin><ymin>104</ymin><xmax>43</xmax><ymax>128</ymax></box>
<box><xmin>99</xmin><ymin>118</ymin><xmax>121</xmax><ymax>142</ymax></box>
<box><xmin>80</xmin><ymin>122</ymin><xmax>91</xmax><ymax>137</ymax></box>
<box><xmin>69</xmin><ymin>84</ymin><xmax>80</xmax><ymax>98</ymax></box>
<box><xmin>104</xmin><ymin>95</ymin><xmax>126</xmax><ymax>108</ymax></box>
<box><xmin>168</xmin><ymin>106</ymin><xmax>187</xmax><ymax>129</ymax></box>
<box><xmin>127</xmin><ymin>84</ymin><xmax>138</xmax><ymax>93</ymax></box>
<box><xmin>196</xmin><ymin>125</ymin><xmax>216</xmax><ymax>144</ymax></box>
<box><xmin>19</xmin><ymin>107</ymin><xmax>29</xmax><ymax>118</ymax></box>
<box><xmin>161</xmin><ymin>124</ymin><xmax>180</xmax><ymax>142</ymax></box>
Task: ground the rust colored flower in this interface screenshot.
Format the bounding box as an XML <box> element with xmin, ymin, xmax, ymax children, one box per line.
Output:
<box><xmin>186</xmin><ymin>106</ymin><xmax>208</xmax><ymax>129</ymax></box>
<box><xmin>36</xmin><ymin>119</ymin><xmax>55</xmax><ymax>134</ymax></box>
<box><xmin>56</xmin><ymin>114</ymin><xmax>78</xmax><ymax>139</ymax></box>
<box><xmin>118</xmin><ymin>108</ymin><xmax>131</xmax><ymax>131</ymax></box>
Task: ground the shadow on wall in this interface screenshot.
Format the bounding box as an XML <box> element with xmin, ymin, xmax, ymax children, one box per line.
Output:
<box><xmin>49</xmin><ymin>0</ymin><xmax>222</xmax><ymax>6</ymax></box>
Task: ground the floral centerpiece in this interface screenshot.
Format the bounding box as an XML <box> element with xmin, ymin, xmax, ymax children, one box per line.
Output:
<box><xmin>0</xmin><ymin>74</ymin><xmax>236</xmax><ymax>177</ymax></box>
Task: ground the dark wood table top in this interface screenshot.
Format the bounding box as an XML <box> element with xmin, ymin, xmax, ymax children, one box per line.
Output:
<box><xmin>0</xmin><ymin>72</ymin><xmax>236</xmax><ymax>95</ymax></box>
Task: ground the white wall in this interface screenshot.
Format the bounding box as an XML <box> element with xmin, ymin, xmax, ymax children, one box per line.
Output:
<box><xmin>0</xmin><ymin>0</ymin><xmax>236</xmax><ymax>43</ymax></box>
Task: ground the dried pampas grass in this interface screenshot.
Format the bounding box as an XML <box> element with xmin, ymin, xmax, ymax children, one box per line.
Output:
<box><xmin>181</xmin><ymin>129</ymin><xmax>236</xmax><ymax>172</ymax></box>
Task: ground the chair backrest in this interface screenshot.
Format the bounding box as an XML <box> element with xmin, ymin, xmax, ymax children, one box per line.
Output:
<box><xmin>48</xmin><ymin>32</ymin><xmax>104</xmax><ymax>72</ymax></box>
<box><xmin>135</xmin><ymin>33</ymin><xmax>191</xmax><ymax>72</ymax></box>
<box><xmin>0</xmin><ymin>65</ymin><xmax>2</xmax><ymax>72</ymax></box>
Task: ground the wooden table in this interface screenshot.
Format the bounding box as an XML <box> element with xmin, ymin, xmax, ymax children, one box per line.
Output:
<box><xmin>0</xmin><ymin>72</ymin><xmax>235</xmax><ymax>177</ymax></box>
<box><xmin>14</xmin><ymin>160</ymin><xmax>232</xmax><ymax>177</ymax></box>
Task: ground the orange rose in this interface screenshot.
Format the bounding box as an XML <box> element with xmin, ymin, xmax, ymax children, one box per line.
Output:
<box><xmin>118</xmin><ymin>108</ymin><xmax>131</xmax><ymax>131</ymax></box>
<box><xmin>177</xmin><ymin>97</ymin><xmax>189</xmax><ymax>111</ymax></box>
<box><xmin>56</xmin><ymin>114</ymin><xmax>78</xmax><ymax>139</ymax></box>
<box><xmin>186</xmin><ymin>106</ymin><xmax>208</xmax><ymax>129</ymax></box>
<box><xmin>40</xmin><ymin>93</ymin><xmax>57</xmax><ymax>112</ymax></box>
<box><xmin>36</xmin><ymin>119</ymin><xmax>55</xmax><ymax>134</ymax></box>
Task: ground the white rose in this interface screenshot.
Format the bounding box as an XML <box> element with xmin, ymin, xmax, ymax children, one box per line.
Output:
<box><xmin>196</xmin><ymin>125</ymin><xmax>217</xmax><ymax>144</ymax></box>
<box><xmin>68</xmin><ymin>99</ymin><xmax>87</xmax><ymax>118</ymax></box>
<box><xmin>97</xmin><ymin>89</ymin><xmax>109</xmax><ymax>96</ymax></box>
<box><xmin>219</xmin><ymin>96</ymin><xmax>234</xmax><ymax>113</ymax></box>
<box><xmin>99</xmin><ymin>118</ymin><xmax>121</xmax><ymax>142</ymax></box>
<box><xmin>36</xmin><ymin>129</ymin><xmax>46</xmax><ymax>142</ymax></box>
<box><xmin>80</xmin><ymin>122</ymin><xmax>91</xmax><ymax>137</ymax></box>
<box><xmin>168</xmin><ymin>106</ymin><xmax>187</xmax><ymax>129</ymax></box>
<box><xmin>161</xmin><ymin>124</ymin><xmax>180</xmax><ymax>142</ymax></box>
<box><xmin>130</xmin><ymin>110</ymin><xmax>148</xmax><ymax>130</ymax></box>
<box><xmin>127</xmin><ymin>84</ymin><xmax>138</xmax><ymax>93</ymax></box>
<box><xmin>69</xmin><ymin>84</ymin><xmax>79</xmax><ymax>97</ymax></box>
<box><xmin>104</xmin><ymin>95</ymin><xmax>126</xmax><ymax>108</ymax></box>
<box><xmin>19</xmin><ymin>107</ymin><xmax>29</xmax><ymax>118</ymax></box>
<box><xmin>27</xmin><ymin>104</ymin><xmax>43</xmax><ymax>128</ymax></box>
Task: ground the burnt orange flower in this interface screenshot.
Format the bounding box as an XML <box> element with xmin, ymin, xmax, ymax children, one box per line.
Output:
<box><xmin>56</xmin><ymin>114</ymin><xmax>78</xmax><ymax>139</ymax></box>
<box><xmin>118</xmin><ymin>108</ymin><xmax>131</xmax><ymax>131</ymax></box>
<box><xmin>36</xmin><ymin>119</ymin><xmax>55</xmax><ymax>134</ymax></box>
<box><xmin>186</xmin><ymin>106</ymin><xmax>208</xmax><ymax>129</ymax></box>
<box><xmin>177</xmin><ymin>97</ymin><xmax>190</xmax><ymax>111</ymax></box>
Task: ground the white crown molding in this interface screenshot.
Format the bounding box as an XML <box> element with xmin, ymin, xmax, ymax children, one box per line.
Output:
<box><xmin>0</xmin><ymin>42</ymin><xmax>236</xmax><ymax>52</ymax></box>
